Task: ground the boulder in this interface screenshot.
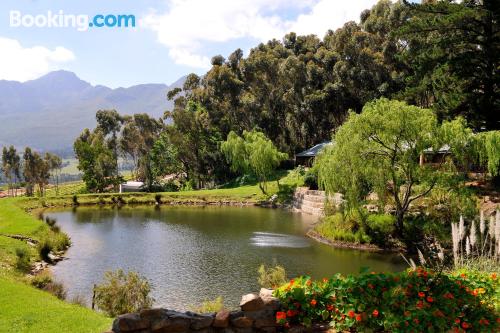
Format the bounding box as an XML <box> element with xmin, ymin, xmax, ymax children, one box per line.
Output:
<box><xmin>112</xmin><ymin>313</ymin><xmax>149</xmax><ymax>332</ymax></box>
<box><xmin>258</xmin><ymin>289</ymin><xmax>280</xmax><ymax>310</ymax></box>
<box><xmin>231</xmin><ymin>316</ymin><xmax>254</xmax><ymax>328</ymax></box>
<box><xmin>213</xmin><ymin>310</ymin><xmax>231</xmax><ymax>328</ymax></box>
<box><xmin>190</xmin><ymin>314</ymin><xmax>214</xmax><ymax>330</ymax></box>
<box><xmin>240</xmin><ymin>293</ymin><xmax>265</xmax><ymax>312</ymax></box>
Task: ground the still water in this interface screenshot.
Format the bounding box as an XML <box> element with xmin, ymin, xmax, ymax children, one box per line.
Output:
<box><xmin>47</xmin><ymin>206</ymin><xmax>405</xmax><ymax>310</ymax></box>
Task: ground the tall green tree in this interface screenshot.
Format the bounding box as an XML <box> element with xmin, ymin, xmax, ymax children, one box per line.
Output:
<box><xmin>316</xmin><ymin>98</ymin><xmax>471</xmax><ymax>236</ymax></box>
<box><xmin>1</xmin><ymin>146</ymin><xmax>20</xmax><ymax>196</ymax></box>
<box><xmin>221</xmin><ymin>130</ymin><xmax>288</xmax><ymax>194</ymax></box>
<box><xmin>399</xmin><ymin>0</ymin><xmax>500</xmax><ymax>129</ymax></box>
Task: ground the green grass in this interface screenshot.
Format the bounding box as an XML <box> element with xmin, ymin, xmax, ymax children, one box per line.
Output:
<box><xmin>44</xmin><ymin>181</ymin><xmax>86</xmax><ymax>197</ymax></box>
<box><xmin>0</xmin><ymin>199</ymin><xmax>111</xmax><ymax>332</ymax></box>
<box><xmin>0</xmin><ymin>276</ymin><xmax>111</xmax><ymax>333</ymax></box>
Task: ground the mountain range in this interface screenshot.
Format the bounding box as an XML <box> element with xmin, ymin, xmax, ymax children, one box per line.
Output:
<box><xmin>0</xmin><ymin>70</ymin><xmax>184</xmax><ymax>153</ymax></box>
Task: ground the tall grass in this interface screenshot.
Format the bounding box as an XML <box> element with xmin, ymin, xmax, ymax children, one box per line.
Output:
<box><xmin>451</xmin><ymin>210</ymin><xmax>499</xmax><ymax>271</ymax></box>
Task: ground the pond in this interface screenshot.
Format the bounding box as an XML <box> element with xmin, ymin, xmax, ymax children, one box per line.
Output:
<box><xmin>47</xmin><ymin>206</ymin><xmax>405</xmax><ymax>310</ymax></box>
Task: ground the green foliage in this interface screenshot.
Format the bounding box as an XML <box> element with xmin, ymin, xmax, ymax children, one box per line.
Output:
<box><xmin>257</xmin><ymin>264</ymin><xmax>288</xmax><ymax>289</ymax></box>
<box><xmin>190</xmin><ymin>296</ymin><xmax>225</xmax><ymax>314</ymax></box>
<box><xmin>316</xmin><ymin>98</ymin><xmax>471</xmax><ymax>236</ymax></box>
<box><xmin>94</xmin><ymin>269</ymin><xmax>153</xmax><ymax>317</ymax></box>
<box><xmin>14</xmin><ymin>247</ymin><xmax>30</xmax><ymax>272</ymax></box>
<box><xmin>274</xmin><ymin>268</ymin><xmax>499</xmax><ymax>332</ymax></box>
<box><xmin>221</xmin><ymin>130</ymin><xmax>287</xmax><ymax>193</ymax></box>
<box><xmin>473</xmin><ymin>131</ymin><xmax>500</xmax><ymax>177</ymax></box>
<box><xmin>314</xmin><ymin>213</ymin><xmax>371</xmax><ymax>244</ymax></box>
<box><xmin>31</xmin><ymin>271</ymin><xmax>53</xmax><ymax>289</ymax></box>
<box><xmin>398</xmin><ymin>0</ymin><xmax>499</xmax><ymax>130</ymax></box>
<box><xmin>365</xmin><ymin>214</ymin><xmax>395</xmax><ymax>245</ymax></box>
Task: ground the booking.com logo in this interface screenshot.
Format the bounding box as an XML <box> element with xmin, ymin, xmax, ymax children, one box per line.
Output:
<box><xmin>9</xmin><ymin>10</ymin><xmax>135</xmax><ymax>31</ymax></box>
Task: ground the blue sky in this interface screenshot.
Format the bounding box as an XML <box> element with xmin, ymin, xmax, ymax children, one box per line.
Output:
<box><xmin>0</xmin><ymin>0</ymin><xmax>383</xmax><ymax>88</ymax></box>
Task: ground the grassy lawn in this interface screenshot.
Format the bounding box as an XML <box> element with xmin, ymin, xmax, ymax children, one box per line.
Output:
<box><xmin>0</xmin><ymin>277</ymin><xmax>111</xmax><ymax>333</ymax></box>
<box><xmin>0</xmin><ymin>199</ymin><xmax>111</xmax><ymax>333</ymax></box>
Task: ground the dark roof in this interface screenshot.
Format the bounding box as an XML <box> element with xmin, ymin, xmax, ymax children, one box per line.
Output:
<box><xmin>295</xmin><ymin>141</ymin><xmax>332</xmax><ymax>158</ymax></box>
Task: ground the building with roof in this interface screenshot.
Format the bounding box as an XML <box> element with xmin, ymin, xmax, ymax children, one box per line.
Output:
<box><xmin>295</xmin><ymin>141</ymin><xmax>333</xmax><ymax>166</ymax></box>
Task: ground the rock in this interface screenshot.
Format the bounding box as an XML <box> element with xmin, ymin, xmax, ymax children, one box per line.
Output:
<box><xmin>243</xmin><ymin>308</ymin><xmax>275</xmax><ymax>321</ymax></box>
<box><xmin>190</xmin><ymin>314</ymin><xmax>214</xmax><ymax>330</ymax></box>
<box><xmin>259</xmin><ymin>289</ymin><xmax>280</xmax><ymax>310</ymax></box>
<box><xmin>213</xmin><ymin>310</ymin><xmax>230</xmax><ymax>328</ymax></box>
<box><xmin>140</xmin><ymin>308</ymin><xmax>168</xmax><ymax>320</ymax></box>
<box><xmin>231</xmin><ymin>316</ymin><xmax>254</xmax><ymax>328</ymax></box>
<box><xmin>151</xmin><ymin>318</ymin><xmax>171</xmax><ymax>332</ymax></box>
<box><xmin>254</xmin><ymin>318</ymin><xmax>277</xmax><ymax>329</ymax></box>
<box><xmin>112</xmin><ymin>313</ymin><xmax>149</xmax><ymax>332</ymax></box>
<box><xmin>258</xmin><ymin>327</ymin><xmax>277</xmax><ymax>333</ymax></box>
<box><xmin>167</xmin><ymin>318</ymin><xmax>191</xmax><ymax>332</ymax></box>
<box><xmin>240</xmin><ymin>293</ymin><xmax>265</xmax><ymax>311</ymax></box>
<box><xmin>234</xmin><ymin>328</ymin><xmax>253</xmax><ymax>333</ymax></box>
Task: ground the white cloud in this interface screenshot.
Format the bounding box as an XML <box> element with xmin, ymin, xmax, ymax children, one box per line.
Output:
<box><xmin>0</xmin><ymin>37</ymin><xmax>75</xmax><ymax>81</ymax></box>
<box><xmin>142</xmin><ymin>0</ymin><xmax>378</xmax><ymax>68</ymax></box>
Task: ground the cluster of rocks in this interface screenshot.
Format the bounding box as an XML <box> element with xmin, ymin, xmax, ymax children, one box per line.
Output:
<box><xmin>109</xmin><ymin>288</ymin><xmax>281</xmax><ymax>333</ymax></box>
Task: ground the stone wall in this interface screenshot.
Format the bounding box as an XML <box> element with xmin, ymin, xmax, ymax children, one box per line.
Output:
<box><xmin>292</xmin><ymin>187</ymin><xmax>343</xmax><ymax>216</ymax></box>
<box><xmin>108</xmin><ymin>288</ymin><xmax>280</xmax><ymax>333</ymax></box>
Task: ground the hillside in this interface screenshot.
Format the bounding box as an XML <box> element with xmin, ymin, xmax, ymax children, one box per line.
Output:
<box><xmin>0</xmin><ymin>71</ymin><xmax>185</xmax><ymax>152</ymax></box>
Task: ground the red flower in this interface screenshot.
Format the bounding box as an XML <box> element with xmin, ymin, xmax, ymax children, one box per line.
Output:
<box><xmin>286</xmin><ymin>310</ymin><xmax>298</xmax><ymax>317</ymax></box>
<box><xmin>416</xmin><ymin>301</ymin><xmax>424</xmax><ymax>309</ymax></box>
<box><xmin>461</xmin><ymin>322</ymin><xmax>470</xmax><ymax>329</ymax></box>
<box><xmin>326</xmin><ymin>304</ymin><xmax>334</xmax><ymax>311</ymax></box>
<box><xmin>491</xmin><ymin>273</ymin><xmax>497</xmax><ymax>280</ymax></box>
<box><xmin>426</xmin><ymin>296</ymin><xmax>433</xmax><ymax>303</ymax></box>
<box><xmin>322</xmin><ymin>277</ymin><xmax>328</xmax><ymax>283</ymax></box>
<box><xmin>413</xmin><ymin>318</ymin><xmax>420</xmax><ymax>324</ymax></box>
<box><xmin>276</xmin><ymin>312</ymin><xmax>286</xmax><ymax>322</ymax></box>
<box><xmin>472</xmin><ymin>289</ymin><xmax>479</xmax><ymax>296</ymax></box>
<box><xmin>310</xmin><ymin>299</ymin><xmax>317</xmax><ymax>307</ymax></box>
<box><xmin>418</xmin><ymin>292</ymin><xmax>425</xmax><ymax>298</ymax></box>
<box><xmin>404</xmin><ymin>311</ymin><xmax>410</xmax><ymax>317</ymax></box>
<box><xmin>355</xmin><ymin>314</ymin><xmax>362</xmax><ymax>322</ymax></box>
<box><xmin>348</xmin><ymin>310</ymin><xmax>355</xmax><ymax>318</ymax></box>
<box><xmin>368</xmin><ymin>283</ymin><xmax>374</xmax><ymax>289</ymax></box>
<box><xmin>444</xmin><ymin>292</ymin><xmax>454</xmax><ymax>299</ymax></box>
<box><xmin>306</xmin><ymin>280</ymin><xmax>312</xmax><ymax>286</ymax></box>
<box><xmin>455</xmin><ymin>318</ymin><xmax>460</xmax><ymax>324</ymax></box>
<box><xmin>372</xmin><ymin>309</ymin><xmax>379</xmax><ymax>317</ymax></box>
<box><xmin>460</xmin><ymin>273</ymin><xmax>466</xmax><ymax>278</ymax></box>
<box><xmin>433</xmin><ymin>310</ymin><xmax>444</xmax><ymax>318</ymax></box>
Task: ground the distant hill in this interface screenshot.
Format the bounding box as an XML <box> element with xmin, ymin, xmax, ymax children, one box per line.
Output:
<box><xmin>0</xmin><ymin>71</ymin><xmax>185</xmax><ymax>152</ymax></box>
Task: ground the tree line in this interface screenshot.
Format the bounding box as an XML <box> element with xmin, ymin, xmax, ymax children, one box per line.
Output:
<box><xmin>75</xmin><ymin>0</ymin><xmax>498</xmax><ymax>193</ymax></box>
<box><xmin>1</xmin><ymin>146</ymin><xmax>62</xmax><ymax>196</ymax></box>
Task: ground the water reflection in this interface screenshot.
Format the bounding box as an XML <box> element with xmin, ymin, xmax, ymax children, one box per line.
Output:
<box><xmin>47</xmin><ymin>206</ymin><xmax>405</xmax><ymax>310</ymax></box>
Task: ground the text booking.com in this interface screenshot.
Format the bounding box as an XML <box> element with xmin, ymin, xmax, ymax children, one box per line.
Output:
<box><xmin>9</xmin><ymin>10</ymin><xmax>135</xmax><ymax>31</ymax></box>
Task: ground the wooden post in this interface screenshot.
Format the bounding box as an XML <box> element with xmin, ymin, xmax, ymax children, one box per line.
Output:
<box><xmin>92</xmin><ymin>284</ymin><xmax>96</xmax><ymax>310</ymax></box>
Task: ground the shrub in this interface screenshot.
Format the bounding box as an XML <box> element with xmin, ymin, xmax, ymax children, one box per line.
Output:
<box><xmin>15</xmin><ymin>247</ymin><xmax>31</xmax><ymax>272</ymax></box>
<box><xmin>94</xmin><ymin>269</ymin><xmax>153</xmax><ymax>317</ymax></box>
<box><xmin>304</xmin><ymin>171</ymin><xmax>318</xmax><ymax>190</ymax></box>
<box><xmin>31</xmin><ymin>271</ymin><xmax>53</xmax><ymax>289</ymax></box>
<box><xmin>257</xmin><ymin>264</ymin><xmax>288</xmax><ymax>289</ymax></box>
<box><xmin>44</xmin><ymin>280</ymin><xmax>67</xmax><ymax>300</ymax></box>
<box><xmin>155</xmin><ymin>194</ymin><xmax>162</xmax><ymax>204</ymax></box>
<box><xmin>190</xmin><ymin>296</ymin><xmax>225</xmax><ymax>314</ymax></box>
<box><xmin>274</xmin><ymin>268</ymin><xmax>499</xmax><ymax>332</ymax></box>
<box><xmin>314</xmin><ymin>213</ymin><xmax>370</xmax><ymax>244</ymax></box>
<box><xmin>365</xmin><ymin>214</ymin><xmax>395</xmax><ymax>246</ymax></box>
<box><xmin>37</xmin><ymin>239</ymin><xmax>52</xmax><ymax>263</ymax></box>
<box><xmin>72</xmin><ymin>195</ymin><xmax>79</xmax><ymax>205</ymax></box>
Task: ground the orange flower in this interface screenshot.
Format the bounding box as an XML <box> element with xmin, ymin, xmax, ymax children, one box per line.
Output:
<box><xmin>322</xmin><ymin>277</ymin><xmax>328</xmax><ymax>283</ymax></box>
<box><xmin>310</xmin><ymin>299</ymin><xmax>317</xmax><ymax>307</ymax></box>
<box><xmin>418</xmin><ymin>292</ymin><xmax>425</xmax><ymax>298</ymax></box>
<box><xmin>372</xmin><ymin>309</ymin><xmax>379</xmax><ymax>317</ymax></box>
<box><xmin>306</xmin><ymin>280</ymin><xmax>312</xmax><ymax>286</ymax></box>
<box><xmin>472</xmin><ymin>289</ymin><xmax>479</xmax><ymax>296</ymax></box>
<box><xmin>404</xmin><ymin>311</ymin><xmax>410</xmax><ymax>317</ymax></box>
<box><xmin>426</xmin><ymin>296</ymin><xmax>434</xmax><ymax>303</ymax></box>
<box><xmin>348</xmin><ymin>310</ymin><xmax>355</xmax><ymax>318</ymax></box>
<box><xmin>460</xmin><ymin>273</ymin><xmax>466</xmax><ymax>278</ymax></box>
<box><xmin>491</xmin><ymin>273</ymin><xmax>497</xmax><ymax>280</ymax></box>
<box><xmin>276</xmin><ymin>311</ymin><xmax>286</xmax><ymax>321</ymax></box>
<box><xmin>355</xmin><ymin>314</ymin><xmax>362</xmax><ymax>322</ymax></box>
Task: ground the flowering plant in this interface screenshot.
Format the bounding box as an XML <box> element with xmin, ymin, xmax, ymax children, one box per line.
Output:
<box><xmin>274</xmin><ymin>268</ymin><xmax>499</xmax><ymax>332</ymax></box>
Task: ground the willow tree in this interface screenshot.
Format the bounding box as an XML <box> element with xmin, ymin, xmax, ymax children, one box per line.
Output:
<box><xmin>221</xmin><ymin>130</ymin><xmax>287</xmax><ymax>194</ymax></box>
<box><xmin>316</xmin><ymin>98</ymin><xmax>470</xmax><ymax>236</ymax></box>
<box><xmin>474</xmin><ymin>131</ymin><xmax>500</xmax><ymax>185</ymax></box>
